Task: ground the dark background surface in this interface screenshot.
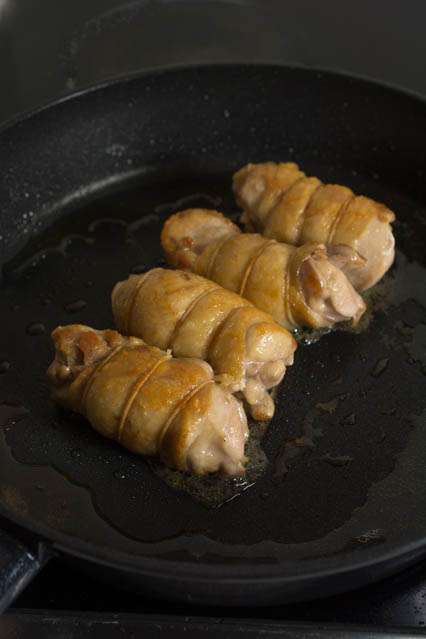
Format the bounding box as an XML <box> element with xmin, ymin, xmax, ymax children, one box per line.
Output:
<box><xmin>1</xmin><ymin>0</ymin><xmax>426</xmax><ymax>127</ymax></box>
<box><xmin>1</xmin><ymin>0</ymin><xmax>426</xmax><ymax>636</ymax></box>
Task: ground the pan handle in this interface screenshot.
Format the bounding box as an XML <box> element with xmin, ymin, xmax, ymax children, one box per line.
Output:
<box><xmin>0</xmin><ymin>527</ymin><xmax>50</xmax><ymax>612</ymax></box>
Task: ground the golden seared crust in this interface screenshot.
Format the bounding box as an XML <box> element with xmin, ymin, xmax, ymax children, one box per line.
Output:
<box><xmin>171</xmin><ymin>287</ymin><xmax>248</xmax><ymax>363</ymax></box>
<box><xmin>161</xmin><ymin>208</ymin><xmax>240</xmax><ymax>268</ymax></box>
<box><xmin>159</xmin><ymin>380</ymin><xmax>214</xmax><ymax>470</ymax></box>
<box><xmin>264</xmin><ymin>176</ymin><xmax>322</xmax><ymax>244</ymax></box>
<box><xmin>233</xmin><ymin>161</ymin><xmax>396</xmax><ymax>291</ymax></box>
<box><xmin>193</xmin><ymin>235</ymin><xmax>233</xmax><ymax>279</ymax></box>
<box><xmin>161</xmin><ymin>211</ymin><xmax>194</xmax><ymax>266</ymax></box>
<box><xmin>118</xmin><ymin>355</ymin><xmax>211</xmax><ymax>457</ymax></box>
<box><xmin>199</xmin><ymin>234</ymin><xmax>357</xmax><ymax>331</ymax></box>
<box><xmin>161</xmin><ymin>209</ymin><xmax>365</xmax><ymax>331</ymax></box>
<box><xmin>111</xmin><ymin>267</ymin><xmax>296</xmax><ymax>419</ymax></box>
<box><xmin>300</xmin><ymin>184</ymin><xmax>353</xmax><ymax>244</ymax></box>
<box><xmin>243</xmin><ymin>240</ymin><xmax>295</xmax><ymax>328</ymax></box>
<box><xmin>103</xmin><ymin>328</ymin><xmax>123</xmax><ymax>348</ymax></box>
<box><xmin>192</xmin><ymin>230</ymin><xmax>295</xmax><ymax>328</ymax></box>
<box><xmin>233</xmin><ymin>162</ymin><xmax>303</xmax><ymax>229</ymax></box>
<box><xmin>208</xmin><ymin>306</ymin><xmax>254</xmax><ymax>383</ymax></box>
<box><xmin>50</xmin><ymin>325</ymin><xmax>124</xmax><ymax>367</ymax></box>
<box><xmin>113</xmin><ymin>269</ymin><xmax>211</xmax><ymax>351</ymax></box>
<box><xmin>332</xmin><ymin>196</ymin><xmax>395</xmax><ymax>244</ymax></box>
<box><xmin>78</xmin><ymin>330</ymin><xmax>114</xmax><ymax>365</ymax></box>
<box><xmin>200</xmin><ymin>234</ymin><xmax>259</xmax><ymax>294</ymax></box>
<box><xmin>47</xmin><ymin>325</ymin><xmax>248</xmax><ymax>476</ymax></box>
<box><xmin>47</xmin><ymin>325</ymin><xmax>126</xmax><ymax>392</ymax></box>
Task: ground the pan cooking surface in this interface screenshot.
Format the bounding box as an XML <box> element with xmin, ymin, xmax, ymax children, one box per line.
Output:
<box><xmin>1</xmin><ymin>172</ymin><xmax>426</xmax><ymax>561</ymax></box>
<box><xmin>0</xmin><ymin>66</ymin><xmax>426</xmax><ymax>573</ymax></box>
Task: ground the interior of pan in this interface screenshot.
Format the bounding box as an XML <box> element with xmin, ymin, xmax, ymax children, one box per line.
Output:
<box><xmin>0</xmin><ymin>65</ymin><xmax>426</xmax><ymax>582</ymax></box>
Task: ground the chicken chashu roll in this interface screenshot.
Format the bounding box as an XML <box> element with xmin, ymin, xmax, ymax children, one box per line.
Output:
<box><xmin>112</xmin><ymin>268</ymin><xmax>296</xmax><ymax>421</ymax></box>
<box><xmin>233</xmin><ymin>161</ymin><xmax>395</xmax><ymax>291</ymax></box>
<box><xmin>47</xmin><ymin>325</ymin><xmax>248</xmax><ymax>476</ymax></box>
<box><xmin>161</xmin><ymin>208</ymin><xmax>366</xmax><ymax>331</ymax></box>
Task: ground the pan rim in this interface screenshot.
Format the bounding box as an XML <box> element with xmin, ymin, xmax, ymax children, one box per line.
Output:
<box><xmin>1</xmin><ymin>62</ymin><xmax>426</xmax><ymax>588</ymax></box>
<box><xmin>1</xmin><ymin>60</ymin><xmax>426</xmax><ymax>135</ymax></box>
<box><xmin>2</xmin><ymin>499</ymin><xmax>426</xmax><ymax>583</ymax></box>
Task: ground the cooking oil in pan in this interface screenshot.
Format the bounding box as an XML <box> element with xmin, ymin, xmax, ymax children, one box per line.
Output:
<box><xmin>0</xmin><ymin>417</ymin><xmax>156</xmax><ymax>552</ymax></box>
<box><xmin>26</xmin><ymin>321</ymin><xmax>46</xmax><ymax>336</ymax></box>
<box><xmin>0</xmin><ymin>402</ymin><xmax>29</xmax><ymax>429</ymax></box>
<box><xmin>272</xmin><ymin>394</ymin><xmax>345</xmax><ymax>482</ymax></box>
<box><xmin>1</xmin><ymin>174</ymin><xmax>426</xmax><ymax>544</ymax></box>
<box><xmin>151</xmin><ymin>417</ymin><xmax>268</xmax><ymax>507</ymax></box>
<box><xmin>1</xmin><ymin>183</ymin><xmax>274</xmax><ymax>507</ymax></box>
<box><xmin>63</xmin><ymin>299</ymin><xmax>88</xmax><ymax>314</ymax></box>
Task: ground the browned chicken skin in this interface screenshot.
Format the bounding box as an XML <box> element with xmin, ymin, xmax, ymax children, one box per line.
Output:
<box><xmin>112</xmin><ymin>268</ymin><xmax>296</xmax><ymax>421</ymax></box>
<box><xmin>161</xmin><ymin>209</ymin><xmax>366</xmax><ymax>330</ymax></box>
<box><xmin>47</xmin><ymin>325</ymin><xmax>248</xmax><ymax>476</ymax></box>
<box><xmin>233</xmin><ymin>162</ymin><xmax>395</xmax><ymax>291</ymax></box>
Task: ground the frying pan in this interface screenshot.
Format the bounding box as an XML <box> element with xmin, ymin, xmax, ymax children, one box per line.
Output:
<box><xmin>0</xmin><ymin>65</ymin><xmax>426</xmax><ymax>609</ymax></box>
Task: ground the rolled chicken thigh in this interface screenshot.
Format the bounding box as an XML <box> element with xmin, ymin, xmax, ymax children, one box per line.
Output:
<box><xmin>47</xmin><ymin>324</ymin><xmax>248</xmax><ymax>476</ymax></box>
<box><xmin>233</xmin><ymin>161</ymin><xmax>395</xmax><ymax>291</ymax></box>
<box><xmin>112</xmin><ymin>268</ymin><xmax>296</xmax><ymax>421</ymax></box>
<box><xmin>161</xmin><ymin>208</ymin><xmax>366</xmax><ymax>331</ymax></box>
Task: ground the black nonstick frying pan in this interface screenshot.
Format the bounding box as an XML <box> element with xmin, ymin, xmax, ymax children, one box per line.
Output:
<box><xmin>0</xmin><ymin>65</ymin><xmax>426</xmax><ymax>609</ymax></box>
